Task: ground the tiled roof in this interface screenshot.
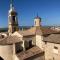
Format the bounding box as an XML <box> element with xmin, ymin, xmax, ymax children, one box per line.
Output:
<box><xmin>43</xmin><ymin>34</ymin><xmax>60</xmax><ymax>44</ymax></box>
<box><xmin>41</xmin><ymin>27</ymin><xmax>59</xmax><ymax>35</ymax></box>
<box><xmin>17</xmin><ymin>26</ymin><xmax>59</xmax><ymax>36</ymax></box>
<box><xmin>0</xmin><ymin>36</ymin><xmax>22</xmax><ymax>45</ymax></box>
<box><xmin>17</xmin><ymin>46</ymin><xmax>43</xmax><ymax>60</ymax></box>
<box><xmin>0</xmin><ymin>26</ymin><xmax>59</xmax><ymax>45</ymax></box>
<box><xmin>17</xmin><ymin>27</ymin><xmax>42</xmax><ymax>36</ymax></box>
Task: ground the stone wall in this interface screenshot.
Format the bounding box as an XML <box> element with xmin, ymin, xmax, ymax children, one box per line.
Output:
<box><xmin>45</xmin><ymin>42</ymin><xmax>60</xmax><ymax>60</ymax></box>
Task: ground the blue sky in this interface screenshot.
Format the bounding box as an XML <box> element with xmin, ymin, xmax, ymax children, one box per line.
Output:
<box><xmin>0</xmin><ymin>0</ymin><xmax>60</xmax><ymax>28</ymax></box>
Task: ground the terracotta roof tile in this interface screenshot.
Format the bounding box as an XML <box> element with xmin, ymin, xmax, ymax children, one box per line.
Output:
<box><xmin>43</xmin><ymin>34</ymin><xmax>60</xmax><ymax>44</ymax></box>
<box><xmin>17</xmin><ymin>26</ymin><xmax>59</xmax><ymax>36</ymax></box>
<box><xmin>17</xmin><ymin>46</ymin><xmax>43</xmax><ymax>60</ymax></box>
<box><xmin>0</xmin><ymin>36</ymin><xmax>22</xmax><ymax>45</ymax></box>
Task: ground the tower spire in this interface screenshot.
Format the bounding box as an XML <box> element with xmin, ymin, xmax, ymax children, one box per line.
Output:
<box><xmin>37</xmin><ymin>13</ymin><xmax>39</xmax><ymax>17</ymax></box>
<box><xmin>8</xmin><ymin>0</ymin><xmax>19</xmax><ymax>35</ymax></box>
<box><xmin>10</xmin><ymin>0</ymin><xmax>14</xmax><ymax>9</ymax></box>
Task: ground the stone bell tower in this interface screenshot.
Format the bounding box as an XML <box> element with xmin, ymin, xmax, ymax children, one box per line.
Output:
<box><xmin>8</xmin><ymin>0</ymin><xmax>19</xmax><ymax>35</ymax></box>
<box><xmin>34</xmin><ymin>14</ymin><xmax>41</xmax><ymax>27</ymax></box>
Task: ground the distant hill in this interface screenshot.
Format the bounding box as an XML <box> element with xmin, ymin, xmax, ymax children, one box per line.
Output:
<box><xmin>0</xmin><ymin>28</ymin><xmax>8</xmax><ymax>32</ymax></box>
<box><xmin>0</xmin><ymin>26</ymin><xmax>32</xmax><ymax>32</ymax></box>
<box><xmin>0</xmin><ymin>26</ymin><xmax>59</xmax><ymax>32</ymax></box>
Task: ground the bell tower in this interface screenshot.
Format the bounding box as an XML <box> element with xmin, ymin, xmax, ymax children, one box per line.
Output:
<box><xmin>34</xmin><ymin>14</ymin><xmax>41</xmax><ymax>27</ymax></box>
<box><xmin>8</xmin><ymin>0</ymin><xmax>19</xmax><ymax>35</ymax></box>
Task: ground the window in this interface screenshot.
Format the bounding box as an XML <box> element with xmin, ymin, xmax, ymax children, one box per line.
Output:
<box><xmin>29</xmin><ymin>40</ymin><xmax>32</xmax><ymax>48</ymax></box>
<box><xmin>12</xmin><ymin>16</ymin><xmax>15</xmax><ymax>23</ymax></box>
<box><xmin>54</xmin><ymin>46</ymin><xmax>58</xmax><ymax>49</ymax></box>
<box><xmin>53</xmin><ymin>46</ymin><xmax>58</xmax><ymax>54</ymax></box>
<box><xmin>15</xmin><ymin>42</ymin><xmax>23</xmax><ymax>53</ymax></box>
<box><xmin>45</xmin><ymin>41</ymin><xmax>47</xmax><ymax>44</ymax></box>
<box><xmin>1</xmin><ymin>35</ymin><xmax>4</xmax><ymax>38</ymax></box>
<box><xmin>25</xmin><ymin>40</ymin><xmax>33</xmax><ymax>50</ymax></box>
<box><xmin>35</xmin><ymin>21</ymin><xmax>36</xmax><ymax>25</ymax></box>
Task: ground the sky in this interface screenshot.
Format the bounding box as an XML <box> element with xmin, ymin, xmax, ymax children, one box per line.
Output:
<box><xmin>0</xmin><ymin>0</ymin><xmax>60</xmax><ymax>28</ymax></box>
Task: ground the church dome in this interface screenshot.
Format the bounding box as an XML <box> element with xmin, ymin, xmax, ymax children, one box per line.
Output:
<box><xmin>34</xmin><ymin>15</ymin><xmax>41</xmax><ymax>19</ymax></box>
<box><xmin>35</xmin><ymin>16</ymin><xmax>41</xmax><ymax>19</ymax></box>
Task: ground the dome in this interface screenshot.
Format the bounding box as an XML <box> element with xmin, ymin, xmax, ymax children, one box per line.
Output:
<box><xmin>34</xmin><ymin>15</ymin><xmax>41</xmax><ymax>19</ymax></box>
<box><xmin>35</xmin><ymin>16</ymin><xmax>41</xmax><ymax>19</ymax></box>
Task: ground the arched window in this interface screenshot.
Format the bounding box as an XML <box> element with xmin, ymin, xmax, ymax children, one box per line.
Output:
<box><xmin>25</xmin><ymin>40</ymin><xmax>33</xmax><ymax>50</ymax></box>
<box><xmin>12</xmin><ymin>16</ymin><xmax>15</xmax><ymax>23</ymax></box>
<box><xmin>29</xmin><ymin>40</ymin><xmax>32</xmax><ymax>48</ymax></box>
<box><xmin>0</xmin><ymin>56</ymin><xmax>4</xmax><ymax>60</ymax></box>
<box><xmin>1</xmin><ymin>35</ymin><xmax>4</xmax><ymax>38</ymax></box>
<box><xmin>15</xmin><ymin>42</ymin><xmax>23</xmax><ymax>53</ymax></box>
<box><xmin>35</xmin><ymin>21</ymin><xmax>36</xmax><ymax>25</ymax></box>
